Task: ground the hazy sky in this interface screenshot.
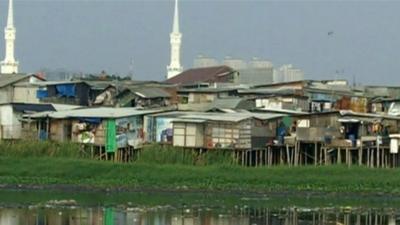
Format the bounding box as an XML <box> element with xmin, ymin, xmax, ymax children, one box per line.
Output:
<box><xmin>0</xmin><ymin>0</ymin><xmax>399</xmax><ymax>84</ymax></box>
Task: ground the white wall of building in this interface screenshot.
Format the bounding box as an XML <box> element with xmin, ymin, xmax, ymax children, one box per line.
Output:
<box><xmin>0</xmin><ymin>104</ymin><xmax>21</xmax><ymax>139</ymax></box>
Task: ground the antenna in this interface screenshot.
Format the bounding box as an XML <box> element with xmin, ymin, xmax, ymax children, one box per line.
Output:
<box><xmin>129</xmin><ymin>59</ymin><xmax>134</xmax><ymax>80</ymax></box>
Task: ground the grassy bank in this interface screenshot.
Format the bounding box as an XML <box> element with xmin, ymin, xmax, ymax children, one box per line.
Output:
<box><xmin>0</xmin><ymin>156</ymin><xmax>400</xmax><ymax>194</ymax></box>
<box><xmin>1</xmin><ymin>141</ymin><xmax>400</xmax><ymax>194</ymax></box>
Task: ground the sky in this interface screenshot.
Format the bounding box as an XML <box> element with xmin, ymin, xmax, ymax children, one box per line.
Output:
<box><xmin>0</xmin><ymin>0</ymin><xmax>399</xmax><ymax>85</ymax></box>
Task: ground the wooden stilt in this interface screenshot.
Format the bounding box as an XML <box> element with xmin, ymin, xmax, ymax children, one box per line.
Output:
<box><xmin>359</xmin><ymin>141</ymin><xmax>363</xmax><ymax>166</ymax></box>
<box><xmin>371</xmin><ymin>149</ymin><xmax>375</xmax><ymax>168</ymax></box>
<box><xmin>377</xmin><ymin>147</ymin><xmax>380</xmax><ymax>168</ymax></box>
<box><xmin>250</xmin><ymin>150</ymin><xmax>253</xmax><ymax>167</ymax></box>
<box><xmin>264</xmin><ymin>149</ymin><xmax>267</xmax><ymax>167</ymax></box>
<box><xmin>286</xmin><ymin>144</ymin><xmax>291</xmax><ymax>166</ymax></box>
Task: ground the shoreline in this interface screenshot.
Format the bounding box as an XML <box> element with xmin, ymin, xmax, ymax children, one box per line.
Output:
<box><xmin>0</xmin><ymin>180</ymin><xmax>398</xmax><ymax>199</ymax></box>
<box><xmin>0</xmin><ymin>156</ymin><xmax>400</xmax><ymax>202</ymax></box>
<box><xmin>0</xmin><ymin>184</ymin><xmax>400</xmax><ymax>209</ymax></box>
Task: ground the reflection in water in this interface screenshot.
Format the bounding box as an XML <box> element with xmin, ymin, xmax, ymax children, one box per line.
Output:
<box><xmin>0</xmin><ymin>206</ymin><xmax>398</xmax><ymax>225</ymax></box>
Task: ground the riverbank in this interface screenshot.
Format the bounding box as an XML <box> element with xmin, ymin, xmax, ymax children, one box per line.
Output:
<box><xmin>0</xmin><ymin>156</ymin><xmax>400</xmax><ymax>195</ymax></box>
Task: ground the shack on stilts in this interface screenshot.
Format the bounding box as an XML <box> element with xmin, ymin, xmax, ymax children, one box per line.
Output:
<box><xmin>171</xmin><ymin>112</ymin><xmax>288</xmax><ymax>166</ymax></box>
<box><xmin>290</xmin><ymin>110</ymin><xmax>400</xmax><ymax>167</ymax></box>
<box><xmin>25</xmin><ymin>107</ymin><xmax>165</xmax><ymax>162</ymax></box>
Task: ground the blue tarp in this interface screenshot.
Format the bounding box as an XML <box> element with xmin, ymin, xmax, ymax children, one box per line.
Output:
<box><xmin>78</xmin><ymin>117</ymin><xmax>102</xmax><ymax>124</ymax></box>
<box><xmin>311</xmin><ymin>93</ymin><xmax>335</xmax><ymax>102</ymax></box>
<box><xmin>36</xmin><ymin>90</ymin><xmax>49</xmax><ymax>99</ymax></box>
<box><xmin>39</xmin><ymin>130</ymin><xmax>48</xmax><ymax>140</ymax></box>
<box><xmin>56</xmin><ymin>84</ymin><xmax>76</xmax><ymax>97</ymax></box>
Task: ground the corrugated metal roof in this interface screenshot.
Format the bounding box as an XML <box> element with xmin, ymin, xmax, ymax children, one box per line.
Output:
<box><xmin>0</xmin><ymin>74</ymin><xmax>31</xmax><ymax>88</ymax></box>
<box><xmin>30</xmin><ymin>107</ymin><xmax>163</xmax><ymax>119</ymax></box>
<box><xmin>179</xmin><ymin>112</ymin><xmax>287</xmax><ymax>122</ymax></box>
<box><xmin>165</xmin><ymin>66</ymin><xmax>236</xmax><ymax>85</ymax></box>
<box><xmin>12</xmin><ymin>103</ymin><xmax>55</xmax><ymax>113</ymax></box>
<box><xmin>178</xmin><ymin>87</ymin><xmax>240</xmax><ymax>93</ymax></box>
<box><xmin>131</xmin><ymin>87</ymin><xmax>171</xmax><ymax>98</ymax></box>
<box><xmin>178</xmin><ymin>98</ymin><xmax>254</xmax><ymax>112</ymax></box>
<box><xmin>51</xmin><ymin>104</ymin><xmax>82</xmax><ymax>111</ymax></box>
<box><xmin>146</xmin><ymin>111</ymin><xmax>192</xmax><ymax>118</ymax></box>
<box><xmin>339</xmin><ymin>110</ymin><xmax>400</xmax><ymax>120</ymax></box>
<box><xmin>255</xmin><ymin>108</ymin><xmax>309</xmax><ymax>115</ymax></box>
<box><xmin>238</xmin><ymin>87</ymin><xmax>298</xmax><ymax>96</ymax></box>
<box><xmin>172</xmin><ymin>118</ymin><xmax>206</xmax><ymax>123</ymax></box>
<box><xmin>148</xmin><ymin>110</ymin><xmax>286</xmax><ymax>122</ymax></box>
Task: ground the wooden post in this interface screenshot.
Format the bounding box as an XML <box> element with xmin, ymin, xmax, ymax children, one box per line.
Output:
<box><xmin>37</xmin><ymin>122</ymin><xmax>41</xmax><ymax>140</ymax></box>
<box><xmin>295</xmin><ymin>142</ymin><xmax>299</xmax><ymax>166</ymax></box>
<box><xmin>359</xmin><ymin>141</ymin><xmax>363</xmax><ymax>166</ymax></box>
<box><xmin>337</xmin><ymin>148</ymin><xmax>341</xmax><ymax>164</ymax></box>
<box><xmin>255</xmin><ymin>150</ymin><xmax>258</xmax><ymax>167</ymax></box>
<box><xmin>46</xmin><ymin>117</ymin><xmax>50</xmax><ymax>140</ymax></box>
<box><xmin>244</xmin><ymin>150</ymin><xmax>247</xmax><ymax>166</ymax></box>
<box><xmin>314</xmin><ymin>142</ymin><xmax>318</xmax><ymax>166</ymax></box>
<box><xmin>371</xmin><ymin>149</ymin><xmax>375</xmax><ymax>168</ymax></box>
<box><xmin>268</xmin><ymin>147</ymin><xmax>272</xmax><ymax>166</ymax></box>
<box><xmin>264</xmin><ymin>149</ymin><xmax>267</xmax><ymax>167</ymax></box>
<box><xmin>377</xmin><ymin>146</ymin><xmax>380</xmax><ymax>168</ymax></box>
<box><xmin>294</xmin><ymin>143</ymin><xmax>297</xmax><ymax>166</ymax></box>
<box><xmin>286</xmin><ymin>144</ymin><xmax>291</xmax><ymax>166</ymax></box>
<box><xmin>250</xmin><ymin>150</ymin><xmax>253</xmax><ymax>167</ymax></box>
<box><xmin>347</xmin><ymin>148</ymin><xmax>352</xmax><ymax>167</ymax></box>
<box><xmin>91</xmin><ymin>145</ymin><xmax>94</xmax><ymax>159</ymax></box>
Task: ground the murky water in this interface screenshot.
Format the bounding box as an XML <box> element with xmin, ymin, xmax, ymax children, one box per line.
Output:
<box><xmin>0</xmin><ymin>190</ymin><xmax>399</xmax><ymax>225</ymax></box>
<box><xmin>0</xmin><ymin>206</ymin><xmax>399</xmax><ymax>225</ymax></box>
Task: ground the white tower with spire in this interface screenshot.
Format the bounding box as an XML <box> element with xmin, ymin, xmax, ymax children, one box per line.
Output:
<box><xmin>166</xmin><ymin>0</ymin><xmax>183</xmax><ymax>79</ymax></box>
<box><xmin>1</xmin><ymin>0</ymin><xmax>19</xmax><ymax>74</ymax></box>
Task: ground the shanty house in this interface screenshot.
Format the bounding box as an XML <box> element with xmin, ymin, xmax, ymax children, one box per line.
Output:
<box><xmin>178</xmin><ymin>87</ymin><xmax>239</xmax><ymax>104</ymax></box>
<box><xmin>32</xmin><ymin>108</ymin><xmax>160</xmax><ymax>152</ymax></box>
<box><xmin>0</xmin><ymin>74</ymin><xmax>44</xmax><ymax>104</ymax></box>
<box><xmin>39</xmin><ymin>81</ymin><xmax>108</xmax><ymax>106</ymax></box>
<box><xmin>295</xmin><ymin>110</ymin><xmax>400</xmax><ymax>146</ymax></box>
<box><xmin>172</xmin><ymin>112</ymin><xmax>287</xmax><ymax>149</ymax></box>
<box><xmin>116</xmin><ymin>87</ymin><xmax>171</xmax><ymax>108</ymax></box>
<box><xmin>143</xmin><ymin>111</ymin><xmax>190</xmax><ymax>144</ymax></box>
<box><xmin>93</xmin><ymin>82</ymin><xmax>178</xmax><ymax>108</ymax></box>
<box><xmin>0</xmin><ymin>103</ymin><xmax>56</xmax><ymax>140</ymax></box>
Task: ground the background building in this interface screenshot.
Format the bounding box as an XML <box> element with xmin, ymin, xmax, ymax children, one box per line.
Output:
<box><xmin>193</xmin><ymin>55</ymin><xmax>219</xmax><ymax>68</ymax></box>
<box><xmin>222</xmin><ymin>56</ymin><xmax>247</xmax><ymax>70</ymax></box>
<box><xmin>274</xmin><ymin>64</ymin><xmax>304</xmax><ymax>83</ymax></box>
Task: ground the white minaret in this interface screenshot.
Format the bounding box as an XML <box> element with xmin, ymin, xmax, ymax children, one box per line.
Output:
<box><xmin>1</xmin><ymin>0</ymin><xmax>19</xmax><ymax>74</ymax></box>
<box><xmin>166</xmin><ymin>0</ymin><xmax>183</xmax><ymax>79</ymax></box>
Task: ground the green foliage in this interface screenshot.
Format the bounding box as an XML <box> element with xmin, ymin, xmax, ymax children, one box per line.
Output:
<box><xmin>137</xmin><ymin>144</ymin><xmax>235</xmax><ymax>166</ymax></box>
<box><xmin>137</xmin><ymin>145</ymin><xmax>195</xmax><ymax>165</ymax></box>
<box><xmin>0</xmin><ymin>141</ymin><xmax>83</xmax><ymax>158</ymax></box>
<box><xmin>0</xmin><ymin>156</ymin><xmax>400</xmax><ymax>194</ymax></box>
<box><xmin>1</xmin><ymin>142</ymin><xmax>400</xmax><ymax>195</ymax></box>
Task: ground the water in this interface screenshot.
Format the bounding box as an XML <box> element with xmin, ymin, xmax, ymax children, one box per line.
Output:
<box><xmin>0</xmin><ymin>206</ymin><xmax>399</xmax><ymax>225</ymax></box>
<box><xmin>0</xmin><ymin>190</ymin><xmax>399</xmax><ymax>225</ymax></box>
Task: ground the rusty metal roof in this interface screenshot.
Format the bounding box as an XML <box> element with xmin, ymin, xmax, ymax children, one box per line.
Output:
<box><xmin>165</xmin><ymin>66</ymin><xmax>236</xmax><ymax>85</ymax></box>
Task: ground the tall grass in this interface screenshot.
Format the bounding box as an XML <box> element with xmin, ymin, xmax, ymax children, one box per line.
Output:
<box><xmin>137</xmin><ymin>144</ymin><xmax>234</xmax><ymax>166</ymax></box>
<box><xmin>0</xmin><ymin>141</ymin><xmax>234</xmax><ymax>166</ymax></box>
<box><xmin>0</xmin><ymin>140</ymin><xmax>82</xmax><ymax>158</ymax></box>
<box><xmin>1</xmin><ymin>157</ymin><xmax>400</xmax><ymax>194</ymax></box>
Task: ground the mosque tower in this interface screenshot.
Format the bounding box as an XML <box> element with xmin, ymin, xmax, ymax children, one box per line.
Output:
<box><xmin>1</xmin><ymin>0</ymin><xmax>19</xmax><ymax>74</ymax></box>
<box><xmin>166</xmin><ymin>0</ymin><xmax>183</xmax><ymax>79</ymax></box>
